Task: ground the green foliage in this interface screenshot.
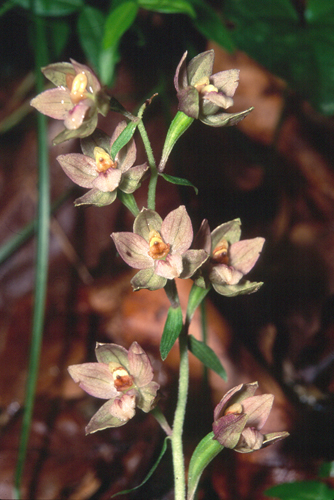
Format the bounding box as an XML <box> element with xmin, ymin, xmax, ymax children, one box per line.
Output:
<box><xmin>110</xmin><ymin>437</ymin><xmax>170</xmax><ymax>498</ymax></box>
<box><xmin>138</xmin><ymin>0</ymin><xmax>196</xmax><ymax>17</ymax></box>
<box><xmin>12</xmin><ymin>0</ymin><xmax>83</xmax><ymax>16</ymax></box>
<box><xmin>224</xmin><ymin>0</ymin><xmax>334</xmax><ymax>114</ymax></box>
<box><xmin>160</xmin><ymin>173</ymin><xmax>198</xmax><ymax>195</ymax></box>
<box><xmin>187</xmin><ymin>432</ymin><xmax>223</xmax><ymax>500</ymax></box>
<box><xmin>160</xmin><ymin>306</ymin><xmax>183</xmax><ymax>360</ymax></box>
<box><xmin>188</xmin><ymin>334</ymin><xmax>227</xmax><ymax>380</ymax></box>
<box><xmin>265</xmin><ymin>480</ymin><xmax>334</xmax><ymax>500</ymax></box>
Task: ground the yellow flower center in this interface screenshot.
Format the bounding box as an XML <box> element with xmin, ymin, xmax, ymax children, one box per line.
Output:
<box><xmin>94</xmin><ymin>147</ymin><xmax>117</xmax><ymax>173</ymax></box>
<box><xmin>109</xmin><ymin>364</ymin><xmax>134</xmax><ymax>391</ymax></box>
<box><xmin>224</xmin><ymin>402</ymin><xmax>243</xmax><ymax>415</ymax></box>
<box><xmin>66</xmin><ymin>72</ymin><xmax>88</xmax><ymax>104</ymax></box>
<box><xmin>194</xmin><ymin>76</ymin><xmax>218</xmax><ymax>95</ymax></box>
<box><xmin>211</xmin><ymin>239</ymin><xmax>229</xmax><ymax>264</ymax></box>
<box><xmin>148</xmin><ymin>230</ymin><xmax>170</xmax><ymax>259</ymax></box>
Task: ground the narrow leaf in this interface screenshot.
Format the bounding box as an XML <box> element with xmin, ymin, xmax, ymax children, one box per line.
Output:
<box><xmin>111</xmin><ymin>437</ymin><xmax>170</xmax><ymax>498</ymax></box>
<box><xmin>110</xmin><ymin>119</ymin><xmax>140</xmax><ymax>159</ymax></box>
<box><xmin>77</xmin><ymin>6</ymin><xmax>105</xmax><ymax>71</ymax></box>
<box><xmin>138</xmin><ymin>0</ymin><xmax>196</xmax><ymax>17</ymax></box>
<box><xmin>188</xmin><ymin>335</ymin><xmax>227</xmax><ymax>380</ymax></box>
<box><xmin>186</xmin><ymin>283</ymin><xmax>210</xmax><ymax>322</ymax></box>
<box><xmin>187</xmin><ymin>432</ymin><xmax>223</xmax><ymax>500</ymax></box>
<box><xmin>117</xmin><ymin>191</ymin><xmax>139</xmax><ymax>217</ymax></box>
<box><xmin>160</xmin><ymin>173</ymin><xmax>198</xmax><ymax>194</ymax></box>
<box><xmin>160</xmin><ymin>306</ymin><xmax>183</xmax><ymax>360</ymax></box>
<box><xmin>159</xmin><ymin>111</ymin><xmax>194</xmax><ymax>172</ymax></box>
<box><xmin>103</xmin><ymin>1</ymin><xmax>138</xmax><ymax>50</ymax></box>
<box><xmin>189</xmin><ymin>0</ymin><xmax>235</xmax><ymax>52</ymax></box>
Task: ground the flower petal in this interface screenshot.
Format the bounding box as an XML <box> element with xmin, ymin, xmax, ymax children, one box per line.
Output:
<box><xmin>210</xmin><ymin>263</ymin><xmax>243</xmax><ymax>286</ymax></box>
<box><xmin>112</xmin><ymin>232</ymin><xmax>153</xmax><ymax>269</ymax></box>
<box><xmin>187</xmin><ymin>49</ymin><xmax>214</xmax><ymax>86</ymax></box>
<box><xmin>155</xmin><ymin>254</ymin><xmax>183</xmax><ymax>279</ymax></box>
<box><xmin>85</xmin><ymin>395</ymin><xmax>135</xmax><ymax>434</ymax></box>
<box><xmin>174</xmin><ymin>51</ymin><xmax>189</xmax><ymax>92</ymax></box>
<box><xmin>236</xmin><ymin>427</ymin><xmax>264</xmax><ymax>453</ymax></box>
<box><xmin>133</xmin><ymin>208</ymin><xmax>163</xmax><ymax>241</ymax></box>
<box><xmin>75</xmin><ymin>188</ymin><xmax>117</xmax><ymax>207</ymax></box>
<box><xmin>30</xmin><ymin>88</ymin><xmax>72</xmax><ymax>119</ymax></box>
<box><xmin>200</xmin><ymin>107</ymin><xmax>254</xmax><ymax>127</ymax></box>
<box><xmin>81</xmin><ymin>128</ymin><xmax>111</xmax><ymax>158</ymax></box>
<box><xmin>52</xmin><ymin>113</ymin><xmax>98</xmax><ymax>145</ymax></box>
<box><xmin>193</xmin><ymin>219</ymin><xmax>212</xmax><ymax>253</ymax></box>
<box><xmin>229</xmin><ymin>237</ymin><xmax>265</xmax><ymax>275</ymax></box>
<box><xmin>92</xmin><ymin>168</ymin><xmax>122</xmax><ymax>192</ymax></box>
<box><xmin>95</xmin><ymin>342</ymin><xmax>130</xmax><ymax>370</ymax></box>
<box><xmin>57</xmin><ymin>153</ymin><xmax>97</xmax><ymax>188</ymax></box>
<box><xmin>212</xmin><ymin>280</ymin><xmax>263</xmax><ymax>297</ymax></box>
<box><xmin>68</xmin><ymin>363</ymin><xmax>117</xmax><ymax>399</ymax></box>
<box><xmin>214</xmin><ymin>382</ymin><xmax>258</xmax><ymax>421</ymax></box>
<box><xmin>64</xmin><ymin>99</ymin><xmax>92</xmax><ymax>130</ymax></box>
<box><xmin>161</xmin><ymin>205</ymin><xmax>193</xmax><ymax>254</ymax></box>
<box><xmin>177</xmin><ymin>86</ymin><xmax>200</xmax><ymax>119</ymax></box>
<box><xmin>180</xmin><ymin>249</ymin><xmax>208</xmax><ymax>279</ymax></box>
<box><xmin>202</xmin><ymin>91</ymin><xmax>234</xmax><ymax>110</ymax></box>
<box><xmin>211</xmin><ymin>219</ymin><xmax>241</xmax><ymax>249</ymax></box>
<box><xmin>213</xmin><ymin>412</ymin><xmax>248</xmax><ymax>449</ymax></box>
<box><xmin>242</xmin><ymin>394</ymin><xmax>274</xmax><ymax>430</ymax></box>
<box><xmin>131</xmin><ymin>268</ymin><xmax>167</xmax><ymax>291</ymax></box>
<box><xmin>128</xmin><ymin>342</ymin><xmax>154</xmax><ymax>386</ymax></box>
<box><xmin>210</xmin><ymin>69</ymin><xmax>240</xmax><ymax>98</ymax></box>
<box><xmin>42</xmin><ymin>62</ymin><xmax>75</xmax><ymax>87</ymax></box>
<box><xmin>118</xmin><ymin>162</ymin><xmax>148</xmax><ymax>193</ymax></box>
<box><xmin>136</xmin><ymin>381</ymin><xmax>160</xmax><ymax>412</ymax></box>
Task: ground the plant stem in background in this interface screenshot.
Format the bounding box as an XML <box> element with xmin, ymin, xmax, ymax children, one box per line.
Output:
<box><xmin>14</xmin><ymin>12</ymin><xmax>49</xmax><ymax>499</ymax></box>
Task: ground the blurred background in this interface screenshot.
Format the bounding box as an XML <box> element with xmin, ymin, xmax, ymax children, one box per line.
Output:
<box><xmin>1</xmin><ymin>0</ymin><xmax>334</xmax><ymax>498</ymax></box>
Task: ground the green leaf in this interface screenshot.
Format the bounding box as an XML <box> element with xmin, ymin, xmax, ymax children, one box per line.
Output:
<box><xmin>224</xmin><ymin>0</ymin><xmax>334</xmax><ymax>115</ymax></box>
<box><xmin>189</xmin><ymin>0</ymin><xmax>235</xmax><ymax>52</ymax></box>
<box><xmin>188</xmin><ymin>335</ymin><xmax>227</xmax><ymax>380</ymax></box>
<box><xmin>12</xmin><ymin>0</ymin><xmax>83</xmax><ymax>16</ymax></box>
<box><xmin>319</xmin><ymin>460</ymin><xmax>334</xmax><ymax>478</ymax></box>
<box><xmin>159</xmin><ymin>111</ymin><xmax>194</xmax><ymax>172</ymax></box>
<box><xmin>305</xmin><ymin>0</ymin><xmax>334</xmax><ymax>24</ymax></box>
<box><xmin>187</xmin><ymin>432</ymin><xmax>223</xmax><ymax>500</ymax></box>
<box><xmin>103</xmin><ymin>1</ymin><xmax>138</xmax><ymax>50</ymax></box>
<box><xmin>265</xmin><ymin>480</ymin><xmax>334</xmax><ymax>500</ymax></box>
<box><xmin>186</xmin><ymin>283</ymin><xmax>210</xmax><ymax>321</ymax></box>
<box><xmin>98</xmin><ymin>45</ymin><xmax>120</xmax><ymax>86</ymax></box>
<box><xmin>77</xmin><ymin>6</ymin><xmax>105</xmax><ymax>72</ymax></box>
<box><xmin>110</xmin><ymin>119</ymin><xmax>140</xmax><ymax>158</ymax></box>
<box><xmin>160</xmin><ymin>173</ymin><xmax>198</xmax><ymax>194</ymax></box>
<box><xmin>160</xmin><ymin>306</ymin><xmax>183</xmax><ymax>360</ymax></box>
<box><xmin>110</xmin><ymin>437</ymin><xmax>170</xmax><ymax>498</ymax></box>
<box><xmin>117</xmin><ymin>191</ymin><xmax>140</xmax><ymax>217</ymax></box>
<box><xmin>138</xmin><ymin>0</ymin><xmax>196</xmax><ymax>17</ymax></box>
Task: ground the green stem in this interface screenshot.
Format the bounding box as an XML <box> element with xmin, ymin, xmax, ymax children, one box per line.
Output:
<box><xmin>136</xmin><ymin>104</ymin><xmax>158</xmax><ymax>210</ymax></box>
<box><xmin>14</xmin><ymin>13</ymin><xmax>49</xmax><ymax>500</ymax></box>
<box><xmin>164</xmin><ymin>280</ymin><xmax>188</xmax><ymax>500</ymax></box>
<box><xmin>171</xmin><ymin>326</ymin><xmax>189</xmax><ymax>500</ymax></box>
<box><xmin>151</xmin><ymin>407</ymin><xmax>173</xmax><ymax>437</ymax></box>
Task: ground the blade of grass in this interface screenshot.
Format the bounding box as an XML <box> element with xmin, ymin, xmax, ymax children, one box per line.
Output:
<box><xmin>13</xmin><ymin>11</ymin><xmax>50</xmax><ymax>500</ymax></box>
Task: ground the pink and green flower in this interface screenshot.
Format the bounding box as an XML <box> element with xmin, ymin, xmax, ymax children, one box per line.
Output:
<box><xmin>68</xmin><ymin>341</ymin><xmax>159</xmax><ymax>434</ymax></box>
<box><xmin>174</xmin><ymin>50</ymin><xmax>253</xmax><ymax>127</ymax></box>
<box><xmin>112</xmin><ymin>205</ymin><xmax>208</xmax><ymax>291</ymax></box>
<box><xmin>31</xmin><ymin>59</ymin><xmax>110</xmax><ymax>144</ymax></box>
<box><xmin>57</xmin><ymin>122</ymin><xmax>148</xmax><ymax>206</ymax></box>
<box><xmin>213</xmin><ymin>382</ymin><xmax>289</xmax><ymax>453</ymax></box>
